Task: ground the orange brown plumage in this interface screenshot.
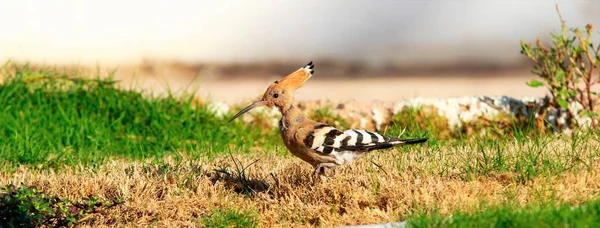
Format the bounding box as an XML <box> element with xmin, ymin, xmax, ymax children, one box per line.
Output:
<box><xmin>228</xmin><ymin>61</ymin><xmax>427</xmax><ymax>176</ymax></box>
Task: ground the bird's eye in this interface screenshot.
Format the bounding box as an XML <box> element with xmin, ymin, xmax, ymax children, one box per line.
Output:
<box><xmin>273</xmin><ymin>93</ymin><xmax>279</xmax><ymax>98</ymax></box>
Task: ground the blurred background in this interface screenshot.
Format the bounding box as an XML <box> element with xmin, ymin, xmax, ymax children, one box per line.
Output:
<box><xmin>1</xmin><ymin>0</ymin><xmax>599</xmax><ymax>103</ymax></box>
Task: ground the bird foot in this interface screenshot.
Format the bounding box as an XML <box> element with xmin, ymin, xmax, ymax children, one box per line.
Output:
<box><xmin>312</xmin><ymin>163</ymin><xmax>338</xmax><ymax>179</ymax></box>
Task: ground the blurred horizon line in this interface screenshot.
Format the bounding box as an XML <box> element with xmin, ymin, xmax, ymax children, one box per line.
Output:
<box><xmin>4</xmin><ymin>57</ymin><xmax>535</xmax><ymax>80</ymax></box>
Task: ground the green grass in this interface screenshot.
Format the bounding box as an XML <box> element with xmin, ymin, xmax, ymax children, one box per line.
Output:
<box><xmin>1</xmin><ymin>64</ymin><xmax>599</xmax><ymax>183</ymax></box>
<box><xmin>385</xmin><ymin>107</ymin><xmax>599</xmax><ymax>183</ymax></box>
<box><xmin>202</xmin><ymin>208</ymin><xmax>258</xmax><ymax>228</ymax></box>
<box><xmin>1</xmin><ymin>64</ymin><xmax>600</xmax><ymax>226</ymax></box>
<box><xmin>0</xmin><ymin>64</ymin><xmax>283</xmax><ymax>170</ymax></box>
<box><xmin>408</xmin><ymin>199</ymin><xmax>600</xmax><ymax>227</ymax></box>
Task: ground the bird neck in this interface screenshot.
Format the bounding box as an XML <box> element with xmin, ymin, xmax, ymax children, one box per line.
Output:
<box><xmin>277</xmin><ymin>102</ymin><xmax>292</xmax><ymax>114</ymax></box>
<box><xmin>280</xmin><ymin>105</ymin><xmax>304</xmax><ymax>129</ymax></box>
<box><xmin>280</xmin><ymin>103</ymin><xmax>294</xmax><ymax>115</ymax></box>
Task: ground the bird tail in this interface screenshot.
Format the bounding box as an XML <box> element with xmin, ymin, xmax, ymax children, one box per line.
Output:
<box><xmin>390</xmin><ymin>138</ymin><xmax>428</xmax><ymax>145</ymax></box>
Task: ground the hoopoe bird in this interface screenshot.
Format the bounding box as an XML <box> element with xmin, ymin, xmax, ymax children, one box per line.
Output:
<box><xmin>228</xmin><ymin>61</ymin><xmax>428</xmax><ymax>176</ymax></box>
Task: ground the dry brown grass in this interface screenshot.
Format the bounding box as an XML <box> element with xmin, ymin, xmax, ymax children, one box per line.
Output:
<box><xmin>2</xmin><ymin>136</ymin><xmax>600</xmax><ymax>227</ymax></box>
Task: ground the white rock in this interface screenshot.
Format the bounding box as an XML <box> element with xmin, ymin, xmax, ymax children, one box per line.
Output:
<box><xmin>372</xmin><ymin>109</ymin><xmax>384</xmax><ymax>131</ymax></box>
<box><xmin>360</xmin><ymin>117</ymin><xmax>367</xmax><ymax>129</ymax></box>
<box><xmin>207</xmin><ymin>101</ymin><xmax>230</xmax><ymax>118</ymax></box>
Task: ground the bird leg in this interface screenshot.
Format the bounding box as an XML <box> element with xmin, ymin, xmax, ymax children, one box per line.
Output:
<box><xmin>312</xmin><ymin>163</ymin><xmax>338</xmax><ymax>178</ymax></box>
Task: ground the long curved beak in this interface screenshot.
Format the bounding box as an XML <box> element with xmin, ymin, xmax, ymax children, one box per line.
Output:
<box><xmin>228</xmin><ymin>100</ymin><xmax>268</xmax><ymax>123</ymax></box>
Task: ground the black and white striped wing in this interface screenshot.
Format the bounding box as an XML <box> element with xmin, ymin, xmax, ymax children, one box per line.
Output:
<box><xmin>303</xmin><ymin>124</ymin><xmax>409</xmax><ymax>154</ymax></box>
<box><xmin>303</xmin><ymin>124</ymin><xmax>427</xmax><ymax>165</ymax></box>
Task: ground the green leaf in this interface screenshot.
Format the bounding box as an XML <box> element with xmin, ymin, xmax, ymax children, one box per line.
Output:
<box><xmin>526</xmin><ymin>79</ymin><xmax>544</xmax><ymax>88</ymax></box>
<box><xmin>558</xmin><ymin>88</ymin><xmax>568</xmax><ymax>97</ymax></box>
<box><xmin>520</xmin><ymin>42</ymin><xmax>531</xmax><ymax>56</ymax></box>
<box><xmin>583</xmin><ymin>110</ymin><xmax>599</xmax><ymax>117</ymax></box>
<box><xmin>557</xmin><ymin>98</ymin><xmax>569</xmax><ymax>109</ymax></box>
<box><xmin>555</xmin><ymin>71</ymin><xmax>565</xmax><ymax>81</ymax></box>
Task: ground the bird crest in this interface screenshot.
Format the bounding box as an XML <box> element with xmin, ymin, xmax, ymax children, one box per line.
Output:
<box><xmin>276</xmin><ymin>61</ymin><xmax>314</xmax><ymax>90</ymax></box>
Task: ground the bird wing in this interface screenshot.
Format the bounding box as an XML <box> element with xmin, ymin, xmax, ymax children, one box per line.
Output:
<box><xmin>303</xmin><ymin>123</ymin><xmax>427</xmax><ymax>154</ymax></box>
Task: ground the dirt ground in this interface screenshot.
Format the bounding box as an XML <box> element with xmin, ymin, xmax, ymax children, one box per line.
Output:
<box><xmin>3</xmin><ymin>136</ymin><xmax>599</xmax><ymax>227</ymax></box>
<box><xmin>195</xmin><ymin>74</ymin><xmax>543</xmax><ymax>104</ymax></box>
<box><xmin>111</xmin><ymin>67</ymin><xmax>544</xmax><ymax>104</ymax></box>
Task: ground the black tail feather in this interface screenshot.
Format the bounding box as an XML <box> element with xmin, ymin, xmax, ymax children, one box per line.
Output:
<box><xmin>365</xmin><ymin>138</ymin><xmax>428</xmax><ymax>151</ymax></box>
<box><xmin>400</xmin><ymin>138</ymin><xmax>428</xmax><ymax>145</ymax></box>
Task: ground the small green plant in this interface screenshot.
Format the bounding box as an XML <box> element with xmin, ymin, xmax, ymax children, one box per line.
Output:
<box><xmin>202</xmin><ymin>208</ymin><xmax>258</xmax><ymax>228</ymax></box>
<box><xmin>0</xmin><ymin>184</ymin><xmax>122</xmax><ymax>227</ymax></box>
<box><xmin>520</xmin><ymin>4</ymin><xmax>600</xmax><ymax>130</ymax></box>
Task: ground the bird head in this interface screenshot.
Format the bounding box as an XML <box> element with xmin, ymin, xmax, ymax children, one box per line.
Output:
<box><xmin>228</xmin><ymin>61</ymin><xmax>314</xmax><ymax>123</ymax></box>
